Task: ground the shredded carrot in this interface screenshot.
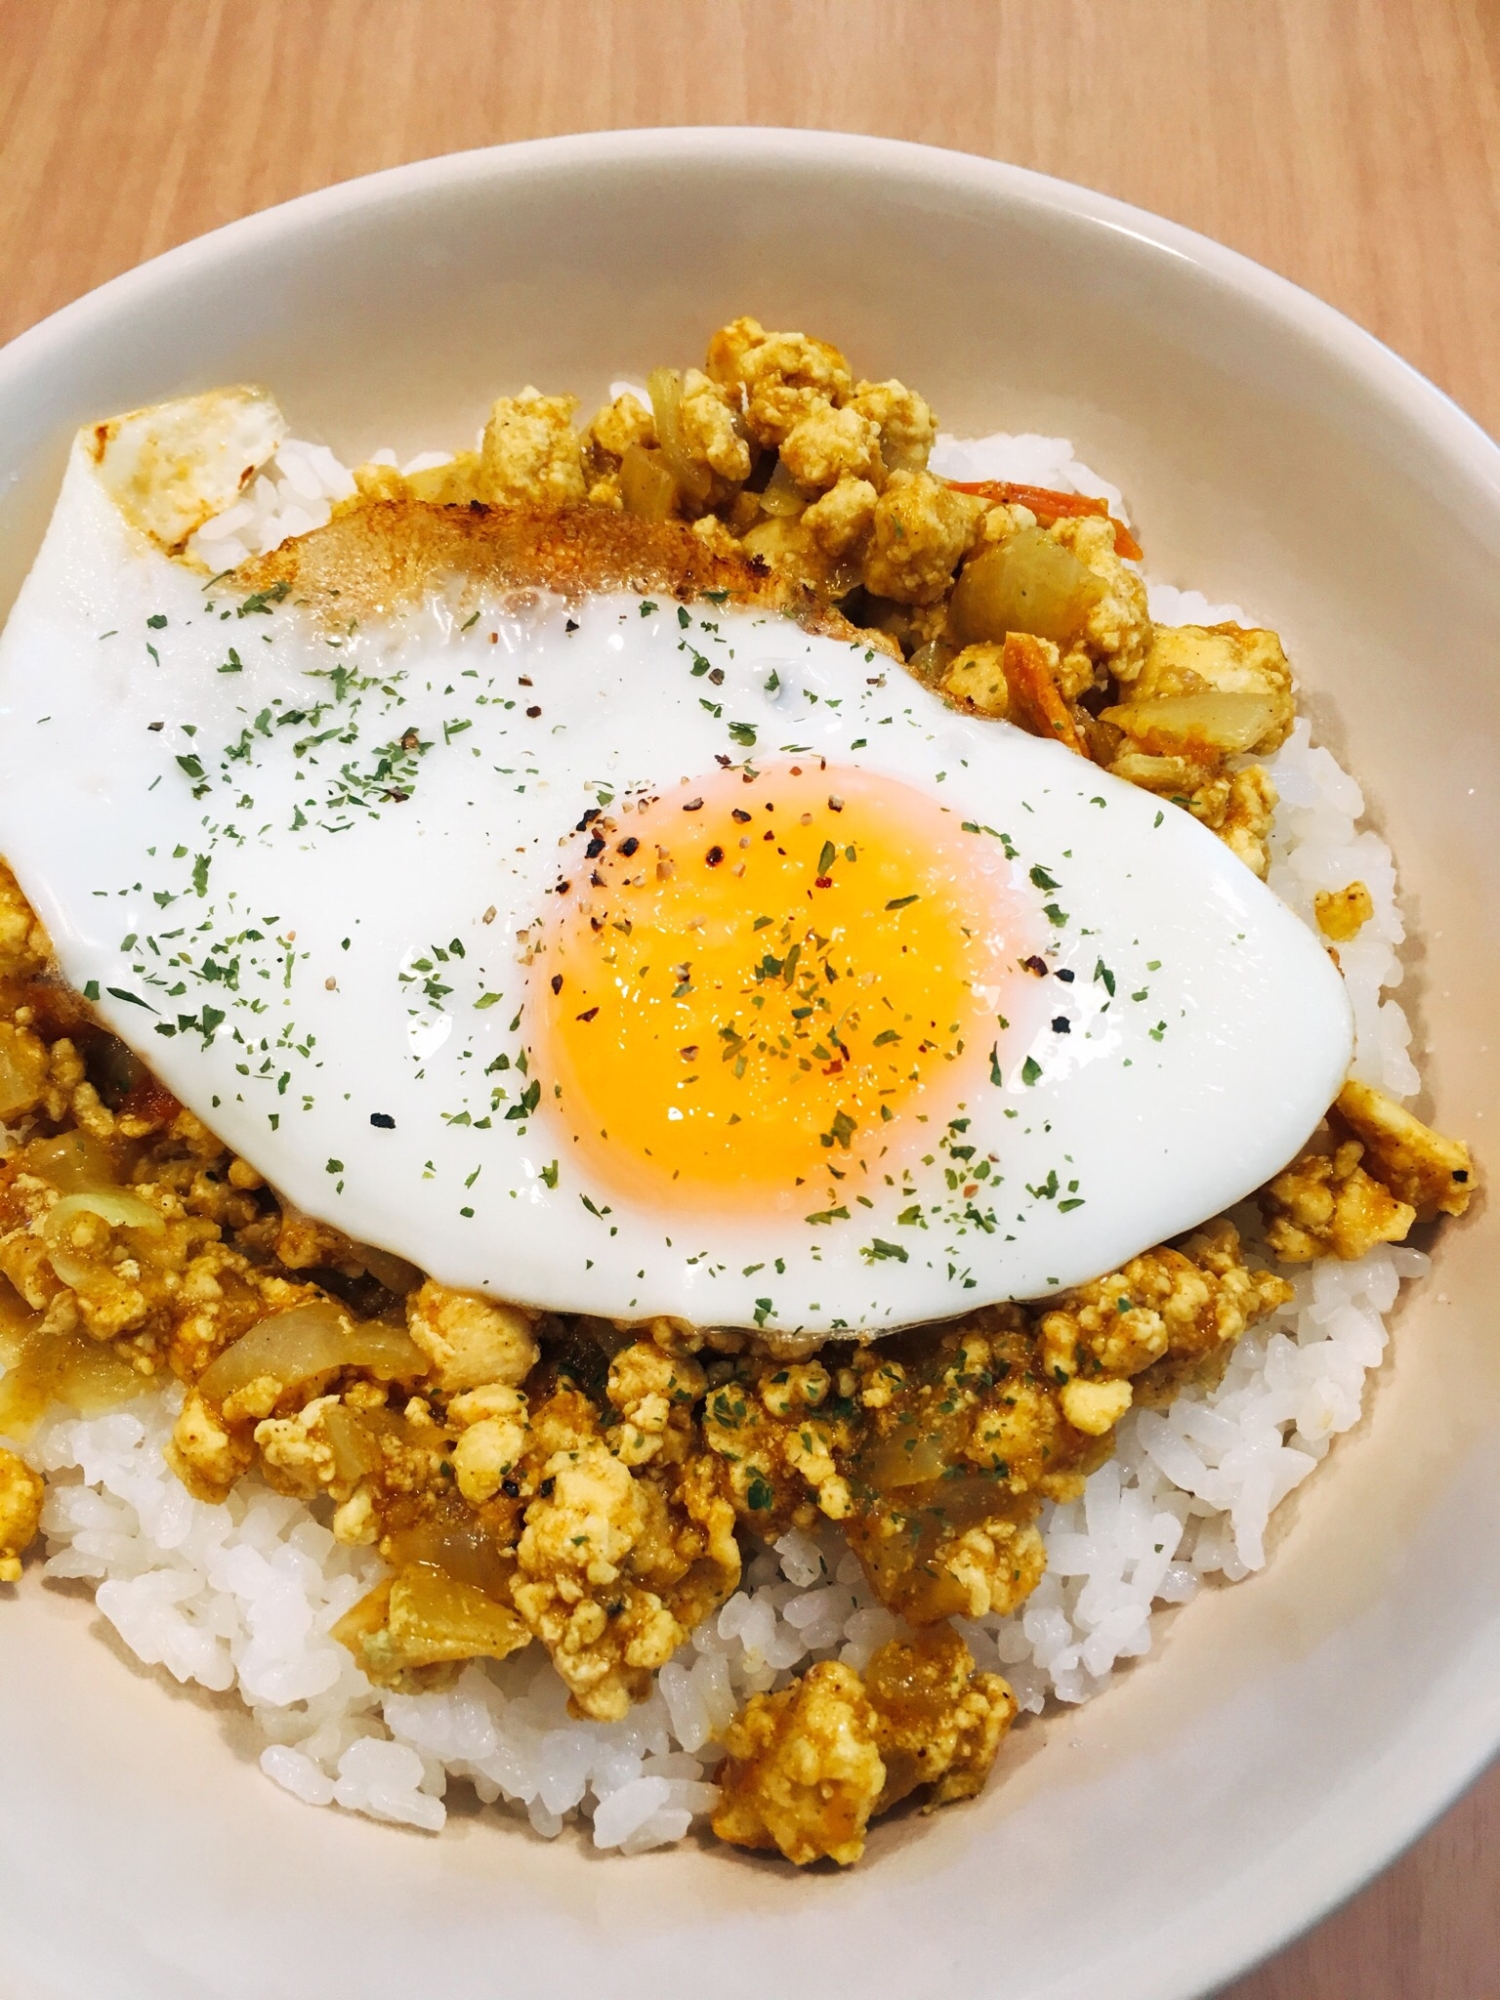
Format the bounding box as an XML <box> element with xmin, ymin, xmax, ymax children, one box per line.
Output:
<box><xmin>1001</xmin><ymin>633</ymin><xmax>1089</xmax><ymax>758</ymax></box>
<box><xmin>945</xmin><ymin>479</ymin><xmax>1144</xmax><ymax>562</ymax></box>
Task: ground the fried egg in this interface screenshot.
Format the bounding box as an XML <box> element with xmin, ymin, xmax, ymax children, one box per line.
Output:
<box><xmin>0</xmin><ymin>399</ymin><xmax>1353</xmax><ymax>1333</ymax></box>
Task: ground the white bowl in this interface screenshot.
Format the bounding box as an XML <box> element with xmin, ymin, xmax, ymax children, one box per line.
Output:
<box><xmin>1</xmin><ymin>129</ymin><xmax>1496</xmax><ymax>2000</ymax></box>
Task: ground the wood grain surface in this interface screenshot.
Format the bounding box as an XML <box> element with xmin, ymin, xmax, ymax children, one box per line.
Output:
<box><xmin>2</xmin><ymin>3</ymin><xmax>1497</xmax><ymax>1994</ymax></box>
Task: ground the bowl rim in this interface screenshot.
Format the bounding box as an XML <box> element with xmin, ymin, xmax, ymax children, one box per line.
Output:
<box><xmin>2</xmin><ymin>123</ymin><xmax>1498</xmax><ymax>2000</ymax></box>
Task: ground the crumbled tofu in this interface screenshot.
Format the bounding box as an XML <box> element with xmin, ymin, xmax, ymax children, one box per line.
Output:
<box><xmin>253</xmin><ymin>1394</ymin><xmax>342</xmax><ymax>1498</ymax></box>
<box><xmin>779</xmin><ymin>402</ymin><xmax>883</xmax><ymax>494</ymax></box>
<box><xmin>1119</xmin><ymin>621</ymin><xmax>1295</xmax><ymax>750</ymax></box>
<box><xmin>517</xmin><ymin>1438</ymin><xmax>641</xmax><ymax>1589</ymax></box>
<box><xmin>1047</xmin><ymin>515</ymin><xmax>1153</xmax><ymax>684</ymax></box>
<box><xmin>964</xmin><ymin>1374</ymin><xmax>1067</xmax><ymax>1488</ymax></box>
<box><xmin>479</xmin><ymin>390</ymin><xmax>586</xmax><ymax>505</ymax></box>
<box><xmin>606</xmin><ymin>1341</ymin><xmax>706</xmax><ymax>1467</ymax></box>
<box><xmin>1192</xmin><ymin>764</ymin><xmax>1279</xmax><ymax>878</ymax></box>
<box><xmin>1260</xmin><ymin>1139</ymin><xmax>1417</xmax><ymax>1262</ymax></box>
<box><xmin>702</xmin><ymin>1358</ymin><xmax>854</xmax><ymax>1527</ymax></box>
<box><xmin>1060</xmin><ymin>1376</ymin><xmax>1134</xmax><ymax>1436</ymax></box>
<box><xmin>1039</xmin><ymin>1219</ymin><xmax>1293</xmax><ymax>1381</ymax></box>
<box><xmin>1334</xmin><ymin>1079</ymin><xmax>1474</xmax><ymax>1220</ymax></box>
<box><xmin>677</xmin><ymin>369</ymin><xmax>752</xmax><ymax>484</ymax></box>
<box><xmin>703</xmin><ymin>315</ymin><xmax>770</xmax><ymax>391</ymax></box>
<box><xmin>801</xmin><ymin>475</ymin><xmax>878</xmax><ymax>560</ymax></box>
<box><xmin>508</xmin><ymin>1389</ymin><xmax>740</xmax><ymax>1720</ymax></box>
<box><xmin>1137</xmin><ymin>620</ymin><xmax>1292</xmax><ymax>701</ymax></box>
<box><xmin>849</xmin><ymin>378</ymin><xmax>936</xmax><ymax>474</ymax></box>
<box><xmin>862</xmin><ymin>472</ymin><xmax>983</xmax><ymax>604</ymax></box>
<box><xmin>713</xmin><ymin>1631</ymin><xmax>1016</xmax><ymax>1866</ymax></box>
<box><xmin>588</xmin><ymin>392</ymin><xmax>655</xmax><ymax>462</ymax></box>
<box><xmin>702</xmin><ymin>1228</ymin><xmax>1283</xmax><ymax>1634</ymax></box>
<box><xmin>1315</xmin><ymin>881</ymin><xmax>1375</xmax><ymax>941</ymax></box>
<box><xmin>452</xmin><ymin>1414</ymin><xmax>528</xmax><ymax>1503</ymax></box>
<box><xmin>941</xmin><ymin>641</ymin><xmax>1010</xmax><ymax>717</ymax></box>
<box><xmin>689</xmin><ymin>510</ymin><xmax>742</xmax><ymax>557</ymax></box>
<box><xmin>405</xmin><ymin>1280</ymin><xmax>539</xmax><ymax>1391</ymax></box>
<box><xmin>273</xmin><ymin>1202</ymin><xmax>363</xmax><ymax>1273</ymax></box>
<box><xmin>705</xmin><ymin>318</ymin><xmax>853</xmax><ymax>447</ymax></box>
<box><xmin>758</xmin><ymin>1358</ymin><xmax>831</xmax><ymax>1417</ymax></box>
<box><xmin>862</xmin><ymin>1627</ymin><xmax>1017</xmax><ymax>1810</ymax></box>
<box><xmin>931</xmin><ymin>1520</ymin><xmax>1049</xmax><ymax>1620</ymax></box>
<box><xmin>446</xmin><ymin>1380</ymin><xmax>528</xmax><ymax>1427</ymax></box>
<box><xmin>0</xmin><ymin>1446</ymin><xmax>44</xmax><ymax>1582</ymax></box>
<box><xmin>0</xmin><ymin>859</ymin><xmax>48</xmax><ymax>980</ymax></box>
<box><xmin>712</xmin><ymin>1659</ymin><xmax>886</xmax><ymax>1865</ymax></box>
<box><xmin>166</xmin><ymin>1387</ymin><xmax>254</xmax><ymax>1503</ymax></box>
<box><xmin>0</xmin><ymin>1019</ymin><xmax>49</xmax><ymax>1120</ymax></box>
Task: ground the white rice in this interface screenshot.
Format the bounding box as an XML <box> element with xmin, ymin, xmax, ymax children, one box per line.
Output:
<box><xmin>6</xmin><ymin>426</ymin><xmax>1429</xmax><ymax>1850</ymax></box>
<box><xmin>184</xmin><ymin>439</ymin><xmax>356</xmax><ymax>575</ymax></box>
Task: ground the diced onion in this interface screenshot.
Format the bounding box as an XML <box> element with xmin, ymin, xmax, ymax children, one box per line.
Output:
<box><xmin>383</xmin><ymin>1496</ymin><xmax>515</xmax><ymax>1595</ymax></box>
<box><xmin>388</xmin><ymin>1563</ymin><xmax>530</xmax><ymax>1664</ymax></box>
<box><xmin>0</xmin><ymin>1317</ymin><xmax>142</xmax><ymax>1437</ymax></box>
<box><xmin>647</xmin><ymin>367</ymin><xmax>712</xmax><ymax>509</ymax></box>
<box><xmin>198</xmin><ymin>1302</ymin><xmax>428</xmax><ymax>1404</ymax></box>
<box><xmin>1101</xmin><ymin>689</ymin><xmax>1283</xmax><ymax>757</ymax></box>
<box><xmin>320</xmin><ymin>1400</ymin><xmax>382</xmax><ymax>1481</ymax></box>
<box><xmin>861</xmin><ymin>1417</ymin><xmax>949</xmax><ymax>1491</ymax></box>
<box><xmin>755</xmin><ymin>456</ymin><xmax>806</xmax><ymax>519</ymax></box>
<box><xmin>0</xmin><ymin>1030</ymin><xmax>45</xmax><ymax>1122</ymax></box>
<box><xmin>620</xmin><ymin>442</ymin><xmax>678</xmax><ymax>521</ymax></box>
<box><xmin>949</xmin><ymin>529</ymin><xmax>1105</xmax><ymax>647</ymax></box>
<box><xmin>21</xmin><ymin>1130</ymin><xmax>118</xmax><ymax>1193</ymax></box>
<box><xmin>47</xmin><ymin>1189</ymin><xmax>163</xmax><ymax>1235</ymax></box>
<box><xmin>356</xmin><ymin>1243</ymin><xmax>423</xmax><ymax>1296</ymax></box>
<box><xmin>43</xmin><ymin>1188</ymin><xmax>164</xmax><ymax>1291</ymax></box>
<box><xmin>907</xmin><ymin>639</ymin><xmax>956</xmax><ymax>684</ymax></box>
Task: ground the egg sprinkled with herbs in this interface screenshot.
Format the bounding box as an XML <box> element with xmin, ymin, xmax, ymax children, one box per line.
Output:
<box><xmin>0</xmin><ymin>399</ymin><xmax>1352</xmax><ymax>1333</ymax></box>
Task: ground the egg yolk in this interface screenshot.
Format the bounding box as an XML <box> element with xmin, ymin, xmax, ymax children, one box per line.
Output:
<box><xmin>531</xmin><ymin>763</ymin><xmax>1034</xmax><ymax>1213</ymax></box>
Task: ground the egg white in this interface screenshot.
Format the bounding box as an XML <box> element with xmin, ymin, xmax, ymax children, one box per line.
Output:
<box><xmin>0</xmin><ymin>438</ymin><xmax>1352</xmax><ymax>1332</ymax></box>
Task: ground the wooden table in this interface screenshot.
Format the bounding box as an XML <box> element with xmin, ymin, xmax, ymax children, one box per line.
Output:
<box><xmin>2</xmin><ymin>3</ymin><xmax>1497</xmax><ymax>1992</ymax></box>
